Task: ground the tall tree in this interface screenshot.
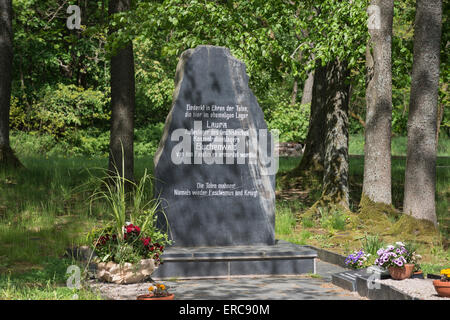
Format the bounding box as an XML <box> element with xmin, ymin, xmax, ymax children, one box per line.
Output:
<box><xmin>403</xmin><ymin>0</ymin><xmax>442</xmax><ymax>225</ymax></box>
<box><xmin>0</xmin><ymin>0</ymin><xmax>21</xmax><ymax>169</ymax></box>
<box><xmin>300</xmin><ymin>71</ymin><xmax>315</xmax><ymax>106</ymax></box>
<box><xmin>362</xmin><ymin>1</ymin><xmax>394</xmax><ymax>205</ymax></box>
<box><xmin>108</xmin><ymin>0</ymin><xmax>135</xmax><ymax>183</ymax></box>
<box><xmin>321</xmin><ymin>59</ymin><xmax>351</xmax><ymax>208</ymax></box>
<box><xmin>290</xmin><ymin>63</ymin><xmax>327</xmax><ymax>177</ymax></box>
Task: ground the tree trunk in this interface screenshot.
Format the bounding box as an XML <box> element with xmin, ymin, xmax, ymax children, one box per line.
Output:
<box><xmin>291</xmin><ymin>64</ymin><xmax>327</xmax><ymax>176</ymax></box>
<box><xmin>0</xmin><ymin>0</ymin><xmax>22</xmax><ymax>169</ymax></box>
<box><xmin>403</xmin><ymin>0</ymin><xmax>442</xmax><ymax>225</ymax></box>
<box><xmin>436</xmin><ymin>82</ymin><xmax>446</xmax><ymax>144</ymax></box>
<box><xmin>321</xmin><ymin>59</ymin><xmax>351</xmax><ymax>208</ymax></box>
<box><xmin>290</xmin><ymin>77</ymin><xmax>298</xmax><ymax>105</ymax></box>
<box><xmin>362</xmin><ymin>0</ymin><xmax>393</xmax><ymax>205</ymax></box>
<box><xmin>108</xmin><ymin>0</ymin><xmax>135</xmax><ymax>183</ymax></box>
<box><xmin>300</xmin><ymin>70</ymin><xmax>315</xmax><ymax>105</ymax></box>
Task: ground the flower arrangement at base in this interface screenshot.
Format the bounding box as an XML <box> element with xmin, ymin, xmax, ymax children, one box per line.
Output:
<box><xmin>137</xmin><ymin>283</ymin><xmax>174</xmax><ymax>300</ymax></box>
<box><xmin>374</xmin><ymin>242</ymin><xmax>419</xmax><ymax>280</ymax></box>
<box><xmin>345</xmin><ymin>249</ymin><xmax>371</xmax><ymax>269</ymax></box>
<box><xmin>90</xmin><ymin>222</ymin><xmax>169</xmax><ymax>284</ymax></box>
<box><xmin>87</xmin><ymin>167</ymin><xmax>171</xmax><ymax>284</ymax></box>
<box><xmin>432</xmin><ymin>268</ymin><xmax>450</xmax><ymax>298</ymax></box>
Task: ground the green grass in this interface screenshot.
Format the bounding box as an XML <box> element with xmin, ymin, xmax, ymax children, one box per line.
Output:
<box><xmin>0</xmin><ymin>134</ymin><xmax>448</xmax><ymax>298</ymax></box>
<box><xmin>275</xmin><ymin>204</ymin><xmax>297</xmax><ymax>235</ymax></box>
<box><xmin>349</xmin><ymin>134</ymin><xmax>450</xmax><ymax>157</ymax></box>
<box><xmin>0</xmin><ymin>258</ymin><xmax>102</xmax><ymax>300</ymax></box>
<box><xmin>275</xmin><ymin>151</ymin><xmax>450</xmax><ymax>273</ymax></box>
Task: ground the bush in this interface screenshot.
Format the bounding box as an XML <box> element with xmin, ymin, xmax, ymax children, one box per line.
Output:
<box><xmin>135</xmin><ymin>123</ymin><xmax>165</xmax><ymax>157</ymax></box>
<box><xmin>267</xmin><ymin>102</ymin><xmax>310</xmax><ymax>143</ymax></box>
<box><xmin>11</xmin><ymin>122</ymin><xmax>166</xmax><ymax>158</ymax></box>
<box><xmin>32</xmin><ymin>84</ymin><xmax>110</xmax><ymax>137</ymax></box>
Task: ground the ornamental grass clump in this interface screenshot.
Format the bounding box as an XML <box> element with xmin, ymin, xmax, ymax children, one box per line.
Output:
<box><xmin>87</xmin><ymin>153</ymin><xmax>171</xmax><ymax>266</ymax></box>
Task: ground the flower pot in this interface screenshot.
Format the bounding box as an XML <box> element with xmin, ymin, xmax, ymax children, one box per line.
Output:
<box><xmin>433</xmin><ymin>280</ymin><xmax>450</xmax><ymax>298</ymax></box>
<box><xmin>96</xmin><ymin>259</ymin><xmax>156</xmax><ymax>284</ymax></box>
<box><xmin>137</xmin><ymin>293</ymin><xmax>175</xmax><ymax>300</ymax></box>
<box><xmin>388</xmin><ymin>263</ymin><xmax>414</xmax><ymax>280</ymax></box>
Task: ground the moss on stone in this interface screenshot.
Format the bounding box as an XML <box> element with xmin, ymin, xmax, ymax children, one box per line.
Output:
<box><xmin>357</xmin><ymin>193</ymin><xmax>400</xmax><ymax>233</ymax></box>
<box><xmin>357</xmin><ymin>193</ymin><xmax>439</xmax><ymax>242</ymax></box>
<box><xmin>391</xmin><ymin>214</ymin><xmax>439</xmax><ymax>242</ymax></box>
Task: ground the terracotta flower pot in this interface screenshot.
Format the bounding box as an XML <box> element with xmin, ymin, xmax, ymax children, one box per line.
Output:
<box><xmin>433</xmin><ymin>280</ymin><xmax>450</xmax><ymax>298</ymax></box>
<box><xmin>137</xmin><ymin>293</ymin><xmax>175</xmax><ymax>300</ymax></box>
<box><xmin>388</xmin><ymin>263</ymin><xmax>414</xmax><ymax>280</ymax></box>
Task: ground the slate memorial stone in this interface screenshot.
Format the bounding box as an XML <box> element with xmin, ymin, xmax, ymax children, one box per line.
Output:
<box><xmin>154</xmin><ymin>45</ymin><xmax>278</xmax><ymax>247</ymax></box>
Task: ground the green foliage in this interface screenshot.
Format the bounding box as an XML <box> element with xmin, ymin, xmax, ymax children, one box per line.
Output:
<box><xmin>301</xmin><ymin>217</ymin><xmax>315</xmax><ymax>228</ymax></box>
<box><xmin>134</xmin><ymin>123</ymin><xmax>165</xmax><ymax>157</ymax></box>
<box><xmin>0</xmin><ymin>258</ymin><xmax>102</xmax><ymax>300</ymax></box>
<box><xmin>134</xmin><ymin>39</ymin><xmax>175</xmax><ymax>126</ymax></box>
<box><xmin>267</xmin><ymin>103</ymin><xmax>310</xmax><ymax>143</ymax></box>
<box><xmin>318</xmin><ymin>207</ymin><xmax>348</xmax><ymax>232</ymax></box>
<box><xmin>32</xmin><ymin>84</ymin><xmax>110</xmax><ymax>137</ymax></box>
<box><xmin>360</xmin><ymin>233</ymin><xmax>385</xmax><ymax>256</ymax></box>
<box><xmin>275</xmin><ymin>204</ymin><xmax>297</xmax><ymax>235</ymax></box>
<box><xmin>88</xmin><ymin>165</ymin><xmax>171</xmax><ymax>265</ymax></box>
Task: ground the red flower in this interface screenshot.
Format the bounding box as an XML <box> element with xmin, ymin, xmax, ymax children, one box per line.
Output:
<box><xmin>135</xmin><ymin>226</ymin><xmax>141</xmax><ymax>233</ymax></box>
<box><xmin>141</xmin><ymin>237</ymin><xmax>150</xmax><ymax>246</ymax></box>
<box><xmin>149</xmin><ymin>246</ymin><xmax>155</xmax><ymax>252</ymax></box>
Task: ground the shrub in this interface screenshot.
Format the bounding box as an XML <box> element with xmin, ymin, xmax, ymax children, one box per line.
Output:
<box><xmin>33</xmin><ymin>84</ymin><xmax>110</xmax><ymax>138</ymax></box>
<box><xmin>134</xmin><ymin>123</ymin><xmax>165</xmax><ymax>157</ymax></box>
<box><xmin>267</xmin><ymin>102</ymin><xmax>310</xmax><ymax>143</ymax></box>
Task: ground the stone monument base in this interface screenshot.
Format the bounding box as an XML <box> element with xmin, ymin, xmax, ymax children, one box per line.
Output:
<box><xmin>151</xmin><ymin>240</ymin><xmax>317</xmax><ymax>280</ymax></box>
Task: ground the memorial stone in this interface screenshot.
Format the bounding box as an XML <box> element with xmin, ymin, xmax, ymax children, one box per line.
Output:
<box><xmin>154</xmin><ymin>45</ymin><xmax>278</xmax><ymax>247</ymax></box>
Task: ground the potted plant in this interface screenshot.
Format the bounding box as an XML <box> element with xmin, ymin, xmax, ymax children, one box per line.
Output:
<box><xmin>87</xmin><ymin>165</ymin><xmax>171</xmax><ymax>284</ymax></box>
<box><xmin>137</xmin><ymin>283</ymin><xmax>174</xmax><ymax>300</ymax></box>
<box><xmin>90</xmin><ymin>222</ymin><xmax>168</xmax><ymax>284</ymax></box>
<box><xmin>374</xmin><ymin>242</ymin><xmax>416</xmax><ymax>280</ymax></box>
<box><xmin>344</xmin><ymin>249</ymin><xmax>371</xmax><ymax>269</ymax></box>
<box><xmin>433</xmin><ymin>268</ymin><xmax>450</xmax><ymax>298</ymax></box>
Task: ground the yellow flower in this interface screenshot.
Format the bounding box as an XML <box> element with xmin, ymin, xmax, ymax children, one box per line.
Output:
<box><xmin>440</xmin><ymin>269</ymin><xmax>450</xmax><ymax>276</ymax></box>
<box><xmin>148</xmin><ymin>286</ymin><xmax>154</xmax><ymax>292</ymax></box>
<box><xmin>159</xmin><ymin>284</ymin><xmax>166</xmax><ymax>290</ymax></box>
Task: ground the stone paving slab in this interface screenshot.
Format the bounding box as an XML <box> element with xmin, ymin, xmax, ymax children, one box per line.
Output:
<box><xmin>87</xmin><ymin>260</ymin><xmax>363</xmax><ymax>300</ymax></box>
<box><xmin>88</xmin><ymin>276</ymin><xmax>362</xmax><ymax>300</ymax></box>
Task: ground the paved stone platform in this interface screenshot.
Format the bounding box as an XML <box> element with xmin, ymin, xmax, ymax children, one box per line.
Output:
<box><xmin>151</xmin><ymin>240</ymin><xmax>317</xmax><ymax>280</ymax></box>
<box><xmin>88</xmin><ymin>260</ymin><xmax>363</xmax><ymax>300</ymax></box>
